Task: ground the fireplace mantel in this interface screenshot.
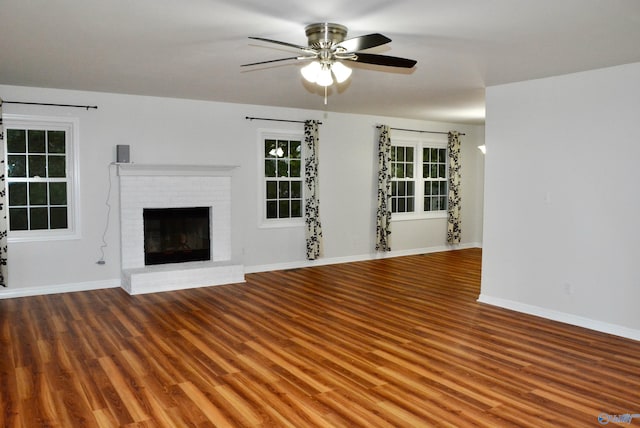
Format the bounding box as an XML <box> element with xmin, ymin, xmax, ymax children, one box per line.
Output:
<box><xmin>117</xmin><ymin>163</ymin><xmax>239</xmax><ymax>177</ymax></box>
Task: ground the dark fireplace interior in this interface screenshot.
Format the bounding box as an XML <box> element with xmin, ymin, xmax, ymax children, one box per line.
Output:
<box><xmin>143</xmin><ymin>207</ymin><xmax>211</xmax><ymax>266</ymax></box>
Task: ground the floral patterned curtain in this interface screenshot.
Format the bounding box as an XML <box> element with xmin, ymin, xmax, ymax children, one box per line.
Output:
<box><xmin>447</xmin><ymin>131</ymin><xmax>462</xmax><ymax>245</ymax></box>
<box><xmin>0</xmin><ymin>99</ymin><xmax>7</xmax><ymax>286</ymax></box>
<box><xmin>304</xmin><ymin>120</ymin><xmax>322</xmax><ymax>260</ymax></box>
<box><xmin>376</xmin><ymin>125</ymin><xmax>392</xmax><ymax>251</ymax></box>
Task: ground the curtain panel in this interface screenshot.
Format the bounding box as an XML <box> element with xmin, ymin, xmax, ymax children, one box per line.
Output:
<box><xmin>376</xmin><ymin>125</ymin><xmax>392</xmax><ymax>251</ymax></box>
<box><xmin>304</xmin><ymin>120</ymin><xmax>323</xmax><ymax>260</ymax></box>
<box><xmin>447</xmin><ymin>131</ymin><xmax>462</xmax><ymax>245</ymax></box>
<box><xmin>0</xmin><ymin>99</ymin><xmax>7</xmax><ymax>286</ymax></box>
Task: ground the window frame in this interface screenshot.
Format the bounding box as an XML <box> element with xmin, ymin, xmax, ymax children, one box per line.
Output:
<box><xmin>4</xmin><ymin>114</ymin><xmax>81</xmax><ymax>242</ymax></box>
<box><xmin>257</xmin><ymin>129</ymin><xmax>305</xmax><ymax>228</ymax></box>
<box><xmin>391</xmin><ymin>135</ymin><xmax>448</xmax><ymax>221</ymax></box>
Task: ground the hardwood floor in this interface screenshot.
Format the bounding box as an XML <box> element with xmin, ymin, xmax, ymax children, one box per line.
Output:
<box><xmin>1</xmin><ymin>248</ymin><xmax>639</xmax><ymax>427</ymax></box>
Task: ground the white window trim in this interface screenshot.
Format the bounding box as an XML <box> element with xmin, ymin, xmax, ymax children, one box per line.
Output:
<box><xmin>257</xmin><ymin>128</ymin><xmax>305</xmax><ymax>229</ymax></box>
<box><xmin>391</xmin><ymin>135</ymin><xmax>448</xmax><ymax>222</ymax></box>
<box><xmin>4</xmin><ymin>114</ymin><xmax>81</xmax><ymax>242</ymax></box>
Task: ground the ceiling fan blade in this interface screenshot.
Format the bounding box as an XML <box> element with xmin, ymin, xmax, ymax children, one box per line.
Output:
<box><xmin>240</xmin><ymin>56</ymin><xmax>301</xmax><ymax>67</ymax></box>
<box><xmin>338</xmin><ymin>33</ymin><xmax>391</xmax><ymax>52</ymax></box>
<box><xmin>248</xmin><ymin>36</ymin><xmax>310</xmax><ymax>52</ymax></box>
<box><xmin>350</xmin><ymin>52</ymin><xmax>417</xmax><ymax>68</ymax></box>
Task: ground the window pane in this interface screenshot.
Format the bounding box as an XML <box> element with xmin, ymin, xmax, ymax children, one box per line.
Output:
<box><xmin>49</xmin><ymin>182</ymin><xmax>67</xmax><ymax>205</ymax></box>
<box><xmin>28</xmin><ymin>130</ymin><xmax>46</xmax><ymax>153</ymax></box>
<box><xmin>290</xmin><ymin>160</ymin><xmax>301</xmax><ymax>177</ymax></box>
<box><xmin>291</xmin><ymin>181</ymin><xmax>301</xmax><ymax>198</ymax></box>
<box><xmin>30</xmin><ymin>207</ymin><xmax>49</xmax><ymax>230</ymax></box>
<box><xmin>277</xmin><ymin>140</ymin><xmax>289</xmax><ymax>158</ymax></box>
<box><xmin>290</xmin><ymin>141</ymin><xmax>301</xmax><ymax>159</ymax></box>
<box><xmin>291</xmin><ymin>200</ymin><xmax>301</xmax><ymax>217</ymax></box>
<box><xmin>390</xmin><ymin>147</ymin><xmax>396</xmax><ymax>162</ymax></box>
<box><xmin>431</xmin><ymin>148</ymin><xmax>439</xmax><ymax>162</ymax></box>
<box><xmin>406</xmin><ymin>147</ymin><xmax>414</xmax><ymax>162</ymax></box>
<box><xmin>397</xmin><ymin>147</ymin><xmax>405</xmax><ymax>162</ymax></box>
<box><xmin>397</xmin><ymin>181</ymin><xmax>405</xmax><ymax>196</ymax></box>
<box><xmin>424</xmin><ymin>181</ymin><xmax>431</xmax><ymax>196</ymax></box>
<box><xmin>430</xmin><ymin>164</ymin><xmax>438</xmax><ymax>178</ymax></box>
<box><xmin>440</xmin><ymin>181</ymin><xmax>447</xmax><ymax>195</ymax></box>
<box><xmin>439</xmin><ymin>149</ymin><xmax>446</xmax><ymax>163</ymax></box>
<box><xmin>395</xmin><ymin>164</ymin><xmax>404</xmax><ymax>179</ymax></box>
<box><xmin>391</xmin><ymin>198</ymin><xmax>397</xmax><ymax>213</ymax></box>
<box><xmin>265</xmin><ymin>139</ymin><xmax>277</xmax><ymax>157</ymax></box>
<box><xmin>9</xmin><ymin>208</ymin><xmax>28</xmax><ymax>230</ymax></box>
<box><xmin>398</xmin><ymin>198</ymin><xmax>406</xmax><ymax>213</ymax></box>
<box><xmin>8</xmin><ymin>129</ymin><xmax>27</xmax><ymax>153</ymax></box>
<box><xmin>9</xmin><ymin>183</ymin><xmax>27</xmax><ymax>206</ymax></box>
<box><xmin>50</xmin><ymin>207</ymin><xmax>68</xmax><ymax>229</ymax></box>
<box><xmin>407</xmin><ymin>197</ymin><xmax>415</xmax><ymax>212</ymax></box>
<box><xmin>8</xmin><ymin>155</ymin><xmax>26</xmax><ymax>177</ymax></box>
<box><xmin>29</xmin><ymin>155</ymin><xmax>47</xmax><ymax>177</ymax></box>
<box><xmin>277</xmin><ymin>160</ymin><xmax>289</xmax><ymax>177</ymax></box>
<box><xmin>48</xmin><ymin>131</ymin><xmax>66</xmax><ymax>153</ymax></box>
<box><xmin>266</xmin><ymin>201</ymin><xmax>278</xmax><ymax>219</ymax></box>
<box><xmin>29</xmin><ymin>182</ymin><xmax>48</xmax><ymax>205</ymax></box>
<box><xmin>407</xmin><ymin>181</ymin><xmax>414</xmax><ymax>196</ymax></box>
<box><xmin>266</xmin><ymin>181</ymin><xmax>277</xmax><ymax>199</ymax></box>
<box><xmin>278</xmin><ymin>200</ymin><xmax>290</xmax><ymax>218</ymax></box>
<box><xmin>265</xmin><ymin>160</ymin><xmax>276</xmax><ymax>177</ymax></box>
<box><xmin>439</xmin><ymin>164</ymin><xmax>446</xmax><ymax>179</ymax></box>
<box><xmin>406</xmin><ymin>163</ymin><xmax>414</xmax><ymax>178</ymax></box>
<box><xmin>278</xmin><ymin>181</ymin><xmax>289</xmax><ymax>198</ymax></box>
<box><xmin>48</xmin><ymin>155</ymin><xmax>66</xmax><ymax>177</ymax></box>
<box><xmin>439</xmin><ymin>196</ymin><xmax>447</xmax><ymax>210</ymax></box>
<box><xmin>432</xmin><ymin>181</ymin><xmax>440</xmax><ymax>196</ymax></box>
<box><xmin>432</xmin><ymin>197</ymin><xmax>440</xmax><ymax>211</ymax></box>
<box><xmin>424</xmin><ymin>197</ymin><xmax>431</xmax><ymax>211</ymax></box>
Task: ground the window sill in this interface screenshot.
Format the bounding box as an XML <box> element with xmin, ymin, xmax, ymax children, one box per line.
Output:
<box><xmin>391</xmin><ymin>211</ymin><xmax>447</xmax><ymax>222</ymax></box>
<box><xmin>259</xmin><ymin>218</ymin><xmax>304</xmax><ymax>229</ymax></box>
<box><xmin>8</xmin><ymin>230</ymin><xmax>82</xmax><ymax>243</ymax></box>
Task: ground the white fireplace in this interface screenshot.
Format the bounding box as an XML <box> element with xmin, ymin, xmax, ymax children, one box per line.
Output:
<box><xmin>118</xmin><ymin>164</ymin><xmax>244</xmax><ymax>294</ymax></box>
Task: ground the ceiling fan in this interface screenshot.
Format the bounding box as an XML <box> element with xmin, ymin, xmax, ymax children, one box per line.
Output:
<box><xmin>242</xmin><ymin>23</ymin><xmax>417</xmax><ymax>99</ymax></box>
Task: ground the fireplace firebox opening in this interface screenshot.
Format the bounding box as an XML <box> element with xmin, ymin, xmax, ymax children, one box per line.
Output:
<box><xmin>143</xmin><ymin>207</ymin><xmax>211</xmax><ymax>265</ymax></box>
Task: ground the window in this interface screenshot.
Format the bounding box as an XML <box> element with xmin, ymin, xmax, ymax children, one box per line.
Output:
<box><xmin>260</xmin><ymin>131</ymin><xmax>303</xmax><ymax>226</ymax></box>
<box><xmin>391</xmin><ymin>145</ymin><xmax>415</xmax><ymax>213</ymax></box>
<box><xmin>422</xmin><ymin>146</ymin><xmax>448</xmax><ymax>212</ymax></box>
<box><xmin>4</xmin><ymin>115</ymin><xmax>80</xmax><ymax>241</ymax></box>
<box><xmin>391</xmin><ymin>137</ymin><xmax>448</xmax><ymax>219</ymax></box>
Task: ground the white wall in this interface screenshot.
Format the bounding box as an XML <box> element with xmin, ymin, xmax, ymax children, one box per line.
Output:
<box><xmin>0</xmin><ymin>84</ymin><xmax>484</xmax><ymax>295</ymax></box>
<box><xmin>480</xmin><ymin>62</ymin><xmax>640</xmax><ymax>340</ymax></box>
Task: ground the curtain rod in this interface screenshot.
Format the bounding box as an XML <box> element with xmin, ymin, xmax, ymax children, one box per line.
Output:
<box><xmin>377</xmin><ymin>125</ymin><xmax>465</xmax><ymax>136</ymax></box>
<box><xmin>245</xmin><ymin>116</ymin><xmax>322</xmax><ymax>125</ymax></box>
<box><xmin>2</xmin><ymin>100</ymin><xmax>98</xmax><ymax>110</ymax></box>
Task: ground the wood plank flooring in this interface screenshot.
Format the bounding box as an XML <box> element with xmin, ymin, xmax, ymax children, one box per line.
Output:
<box><xmin>1</xmin><ymin>248</ymin><xmax>640</xmax><ymax>427</ymax></box>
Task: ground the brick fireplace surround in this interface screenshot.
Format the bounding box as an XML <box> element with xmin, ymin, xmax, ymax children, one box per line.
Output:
<box><xmin>118</xmin><ymin>164</ymin><xmax>244</xmax><ymax>294</ymax></box>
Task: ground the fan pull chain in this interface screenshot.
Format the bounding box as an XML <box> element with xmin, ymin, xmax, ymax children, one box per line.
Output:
<box><xmin>324</xmin><ymin>86</ymin><xmax>328</xmax><ymax>105</ymax></box>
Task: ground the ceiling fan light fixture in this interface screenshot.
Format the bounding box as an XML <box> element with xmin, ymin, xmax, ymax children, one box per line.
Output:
<box><xmin>316</xmin><ymin>64</ymin><xmax>334</xmax><ymax>87</ymax></box>
<box><xmin>301</xmin><ymin>61</ymin><xmax>321</xmax><ymax>83</ymax></box>
<box><xmin>331</xmin><ymin>61</ymin><xmax>352</xmax><ymax>83</ymax></box>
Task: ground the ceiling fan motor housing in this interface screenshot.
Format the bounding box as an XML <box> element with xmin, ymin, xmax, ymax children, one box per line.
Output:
<box><xmin>305</xmin><ymin>23</ymin><xmax>348</xmax><ymax>49</ymax></box>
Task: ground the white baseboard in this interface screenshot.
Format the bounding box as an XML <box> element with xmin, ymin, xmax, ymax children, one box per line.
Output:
<box><xmin>0</xmin><ymin>244</ymin><xmax>483</xmax><ymax>299</ymax></box>
<box><xmin>245</xmin><ymin>242</ymin><xmax>482</xmax><ymax>274</ymax></box>
<box><xmin>0</xmin><ymin>279</ymin><xmax>121</xmax><ymax>299</ymax></box>
<box><xmin>477</xmin><ymin>294</ymin><xmax>640</xmax><ymax>342</ymax></box>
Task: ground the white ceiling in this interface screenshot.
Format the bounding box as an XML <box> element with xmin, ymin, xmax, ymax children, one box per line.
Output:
<box><xmin>2</xmin><ymin>0</ymin><xmax>640</xmax><ymax>124</ymax></box>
